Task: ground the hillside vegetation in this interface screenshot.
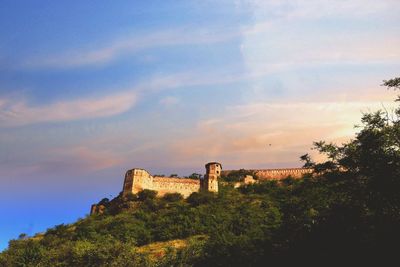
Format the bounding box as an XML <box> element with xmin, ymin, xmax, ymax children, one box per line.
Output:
<box><xmin>1</xmin><ymin>78</ymin><xmax>400</xmax><ymax>266</ymax></box>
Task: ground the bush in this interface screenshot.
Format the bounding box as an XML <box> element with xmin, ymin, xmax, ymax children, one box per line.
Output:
<box><xmin>137</xmin><ymin>190</ymin><xmax>157</xmax><ymax>201</ymax></box>
<box><xmin>187</xmin><ymin>191</ymin><xmax>216</xmax><ymax>206</ymax></box>
<box><xmin>162</xmin><ymin>193</ymin><xmax>184</xmax><ymax>202</ymax></box>
<box><xmin>221</xmin><ymin>169</ymin><xmax>258</xmax><ymax>182</ymax></box>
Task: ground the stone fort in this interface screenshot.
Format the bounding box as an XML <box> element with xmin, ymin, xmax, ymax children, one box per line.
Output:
<box><xmin>121</xmin><ymin>162</ymin><xmax>312</xmax><ymax>198</ymax></box>
<box><xmin>91</xmin><ymin>162</ymin><xmax>311</xmax><ymax>214</ymax></box>
<box><xmin>122</xmin><ymin>162</ymin><xmax>221</xmax><ymax>198</ymax></box>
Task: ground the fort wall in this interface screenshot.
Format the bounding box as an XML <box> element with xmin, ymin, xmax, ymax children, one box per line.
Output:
<box><xmin>222</xmin><ymin>167</ymin><xmax>312</xmax><ymax>181</ymax></box>
<box><xmin>92</xmin><ymin>162</ymin><xmax>314</xmax><ymax>215</ymax></box>
<box><xmin>123</xmin><ymin>165</ymin><xmax>312</xmax><ymax>199</ymax></box>
<box><xmin>255</xmin><ymin>168</ymin><xmax>312</xmax><ymax>180</ymax></box>
<box><xmin>122</xmin><ymin>162</ymin><xmax>221</xmax><ymax>198</ymax></box>
<box><xmin>152</xmin><ymin>177</ymin><xmax>200</xmax><ymax>198</ymax></box>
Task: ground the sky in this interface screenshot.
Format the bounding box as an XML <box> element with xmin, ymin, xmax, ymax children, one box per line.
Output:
<box><xmin>1</xmin><ymin>0</ymin><xmax>399</xmax><ymax>250</ymax></box>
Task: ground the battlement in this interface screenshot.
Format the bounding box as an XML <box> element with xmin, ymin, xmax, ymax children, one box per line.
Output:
<box><xmin>255</xmin><ymin>168</ymin><xmax>312</xmax><ymax>180</ymax></box>
<box><xmin>122</xmin><ymin>164</ymin><xmax>312</xmax><ymax>199</ymax></box>
<box><xmin>122</xmin><ymin>162</ymin><xmax>221</xmax><ymax>198</ymax></box>
<box><xmin>222</xmin><ymin>167</ymin><xmax>312</xmax><ymax>180</ymax></box>
<box><xmin>92</xmin><ymin>163</ymin><xmax>314</xmax><ymax>215</ymax></box>
<box><xmin>153</xmin><ymin>177</ymin><xmax>200</xmax><ymax>184</ymax></box>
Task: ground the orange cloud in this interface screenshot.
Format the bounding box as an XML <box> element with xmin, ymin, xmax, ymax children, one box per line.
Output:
<box><xmin>0</xmin><ymin>91</ymin><xmax>137</xmax><ymax>127</ymax></box>
<box><xmin>167</xmin><ymin>99</ymin><xmax>396</xmax><ymax>169</ymax></box>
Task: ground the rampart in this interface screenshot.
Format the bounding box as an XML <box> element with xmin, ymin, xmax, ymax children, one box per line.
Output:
<box><xmin>222</xmin><ymin>167</ymin><xmax>312</xmax><ymax>181</ymax></box>
<box><xmin>122</xmin><ymin>165</ymin><xmax>311</xmax><ymax>199</ymax></box>
<box><xmin>152</xmin><ymin>177</ymin><xmax>200</xmax><ymax>198</ymax></box>
<box><xmin>91</xmin><ymin>163</ymin><xmax>313</xmax><ymax>215</ymax></box>
<box><xmin>255</xmin><ymin>168</ymin><xmax>312</xmax><ymax>180</ymax></box>
<box><xmin>122</xmin><ymin>162</ymin><xmax>221</xmax><ymax>198</ymax></box>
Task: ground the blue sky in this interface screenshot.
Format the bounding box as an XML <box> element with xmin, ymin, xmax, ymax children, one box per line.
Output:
<box><xmin>1</xmin><ymin>0</ymin><xmax>399</xmax><ymax>250</ymax></box>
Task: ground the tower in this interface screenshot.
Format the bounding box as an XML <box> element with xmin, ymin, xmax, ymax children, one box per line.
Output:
<box><xmin>204</xmin><ymin>162</ymin><xmax>221</xmax><ymax>192</ymax></box>
<box><xmin>122</xmin><ymin>168</ymin><xmax>153</xmax><ymax>196</ymax></box>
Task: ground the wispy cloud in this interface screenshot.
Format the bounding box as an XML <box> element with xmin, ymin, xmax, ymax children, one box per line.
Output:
<box><xmin>18</xmin><ymin>0</ymin><xmax>400</xmax><ymax>70</ymax></box>
<box><xmin>238</xmin><ymin>0</ymin><xmax>399</xmax><ymax>20</ymax></box>
<box><xmin>167</xmin><ymin>99</ymin><xmax>397</xmax><ymax>168</ymax></box>
<box><xmin>0</xmin><ymin>71</ymin><xmax>222</xmax><ymax>128</ymax></box>
<box><xmin>2</xmin><ymin>58</ymin><xmax>396</xmax><ymax>128</ymax></box>
<box><xmin>21</xmin><ymin>27</ymin><xmax>240</xmax><ymax>69</ymax></box>
<box><xmin>0</xmin><ymin>91</ymin><xmax>137</xmax><ymax>127</ymax></box>
<box><xmin>159</xmin><ymin>96</ymin><xmax>179</xmax><ymax>107</ymax></box>
<box><xmin>51</xmin><ymin>146</ymin><xmax>124</xmax><ymax>172</ymax></box>
<box><xmin>0</xmin><ymin>145</ymin><xmax>124</xmax><ymax>178</ymax></box>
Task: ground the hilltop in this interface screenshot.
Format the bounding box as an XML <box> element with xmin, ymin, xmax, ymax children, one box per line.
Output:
<box><xmin>1</xmin><ymin>78</ymin><xmax>400</xmax><ymax>266</ymax></box>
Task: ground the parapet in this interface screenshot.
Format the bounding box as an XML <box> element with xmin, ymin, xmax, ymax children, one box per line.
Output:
<box><xmin>221</xmin><ymin>167</ymin><xmax>312</xmax><ymax>181</ymax></box>
<box><xmin>255</xmin><ymin>168</ymin><xmax>312</xmax><ymax>180</ymax></box>
<box><xmin>91</xmin><ymin>162</ymin><xmax>314</xmax><ymax>215</ymax></box>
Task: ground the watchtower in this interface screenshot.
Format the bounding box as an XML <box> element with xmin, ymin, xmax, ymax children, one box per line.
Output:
<box><xmin>204</xmin><ymin>162</ymin><xmax>221</xmax><ymax>192</ymax></box>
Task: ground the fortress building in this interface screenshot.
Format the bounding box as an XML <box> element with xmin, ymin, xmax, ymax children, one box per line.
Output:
<box><xmin>122</xmin><ymin>162</ymin><xmax>222</xmax><ymax>198</ymax></box>
<box><xmin>91</xmin><ymin>162</ymin><xmax>312</xmax><ymax>214</ymax></box>
<box><xmin>121</xmin><ymin>162</ymin><xmax>311</xmax><ymax>198</ymax></box>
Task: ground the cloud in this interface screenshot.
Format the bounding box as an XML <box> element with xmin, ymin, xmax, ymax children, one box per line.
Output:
<box><xmin>167</xmin><ymin>99</ymin><xmax>397</xmax><ymax>169</ymax></box>
<box><xmin>0</xmin><ymin>69</ymin><xmax>239</xmax><ymax>128</ymax></box>
<box><xmin>51</xmin><ymin>146</ymin><xmax>124</xmax><ymax>172</ymax></box>
<box><xmin>237</xmin><ymin>8</ymin><xmax>400</xmax><ymax>73</ymax></box>
<box><xmin>0</xmin><ymin>70</ymin><xmax>241</xmax><ymax>128</ymax></box>
<box><xmin>0</xmin><ymin>91</ymin><xmax>137</xmax><ymax>127</ymax></box>
<box><xmin>159</xmin><ymin>96</ymin><xmax>179</xmax><ymax>107</ymax></box>
<box><xmin>18</xmin><ymin>1</ymin><xmax>400</xmax><ymax>70</ymax></box>
<box><xmin>238</xmin><ymin>0</ymin><xmax>399</xmax><ymax>20</ymax></box>
<box><xmin>2</xmin><ymin>57</ymin><xmax>396</xmax><ymax>128</ymax></box>
<box><xmin>21</xmin><ymin>27</ymin><xmax>240</xmax><ymax>69</ymax></box>
<box><xmin>0</xmin><ymin>145</ymin><xmax>124</xmax><ymax>178</ymax></box>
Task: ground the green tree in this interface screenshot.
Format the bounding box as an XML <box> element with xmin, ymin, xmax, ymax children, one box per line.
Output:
<box><xmin>188</xmin><ymin>173</ymin><xmax>202</xmax><ymax>179</ymax></box>
<box><xmin>162</xmin><ymin>193</ymin><xmax>184</xmax><ymax>202</ymax></box>
<box><xmin>137</xmin><ymin>190</ymin><xmax>157</xmax><ymax>201</ymax></box>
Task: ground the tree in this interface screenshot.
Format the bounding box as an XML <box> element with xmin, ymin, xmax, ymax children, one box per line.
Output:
<box><xmin>137</xmin><ymin>189</ymin><xmax>157</xmax><ymax>201</ymax></box>
<box><xmin>162</xmin><ymin>193</ymin><xmax>184</xmax><ymax>202</ymax></box>
<box><xmin>383</xmin><ymin>77</ymin><xmax>400</xmax><ymax>90</ymax></box>
<box><xmin>188</xmin><ymin>173</ymin><xmax>202</xmax><ymax>179</ymax></box>
<box><xmin>299</xmin><ymin>77</ymin><xmax>400</xmax><ymax>258</ymax></box>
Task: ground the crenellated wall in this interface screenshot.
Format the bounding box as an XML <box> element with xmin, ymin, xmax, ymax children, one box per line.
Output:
<box><xmin>123</xmin><ymin>166</ymin><xmax>312</xmax><ymax>199</ymax></box>
<box><xmin>222</xmin><ymin>168</ymin><xmax>312</xmax><ymax>181</ymax></box>
<box><xmin>152</xmin><ymin>177</ymin><xmax>200</xmax><ymax>198</ymax></box>
<box><xmin>92</xmin><ymin>163</ymin><xmax>314</xmax><ymax>215</ymax></box>
<box><xmin>123</xmin><ymin>169</ymin><xmax>153</xmax><ymax>194</ymax></box>
<box><xmin>255</xmin><ymin>168</ymin><xmax>312</xmax><ymax>180</ymax></box>
<box><xmin>122</xmin><ymin>162</ymin><xmax>221</xmax><ymax>198</ymax></box>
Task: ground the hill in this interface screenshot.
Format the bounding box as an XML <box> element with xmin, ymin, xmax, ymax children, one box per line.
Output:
<box><xmin>1</xmin><ymin>78</ymin><xmax>400</xmax><ymax>266</ymax></box>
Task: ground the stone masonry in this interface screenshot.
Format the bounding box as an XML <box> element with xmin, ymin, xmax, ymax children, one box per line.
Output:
<box><xmin>91</xmin><ymin>162</ymin><xmax>312</xmax><ymax>215</ymax></box>
<box><xmin>221</xmin><ymin>167</ymin><xmax>312</xmax><ymax>181</ymax></box>
<box><xmin>122</xmin><ymin>163</ymin><xmax>311</xmax><ymax>199</ymax></box>
<box><xmin>122</xmin><ymin>162</ymin><xmax>222</xmax><ymax>198</ymax></box>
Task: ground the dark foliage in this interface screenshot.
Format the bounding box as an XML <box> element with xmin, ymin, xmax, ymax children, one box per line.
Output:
<box><xmin>162</xmin><ymin>193</ymin><xmax>184</xmax><ymax>202</ymax></box>
<box><xmin>221</xmin><ymin>169</ymin><xmax>258</xmax><ymax>182</ymax></box>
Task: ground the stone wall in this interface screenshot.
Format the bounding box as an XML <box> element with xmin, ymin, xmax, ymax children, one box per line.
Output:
<box><xmin>123</xmin><ymin>165</ymin><xmax>312</xmax><ymax>199</ymax></box>
<box><xmin>92</xmin><ymin>163</ymin><xmax>313</xmax><ymax>215</ymax></box>
<box><xmin>90</xmin><ymin>204</ymin><xmax>105</xmax><ymax>215</ymax></box>
<box><xmin>256</xmin><ymin>168</ymin><xmax>312</xmax><ymax>180</ymax></box>
<box><xmin>234</xmin><ymin>175</ymin><xmax>257</xmax><ymax>188</ymax></box>
<box><xmin>122</xmin><ymin>170</ymin><xmax>201</xmax><ymax>198</ymax></box>
<box><xmin>123</xmin><ymin>168</ymin><xmax>153</xmax><ymax>195</ymax></box>
<box><xmin>153</xmin><ymin>177</ymin><xmax>200</xmax><ymax>198</ymax></box>
<box><xmin>222</xmin><ymin>168</ymin><xmax>312</xmax><ymax>181</ymax></box>
<box><xmin>121</xmin><ymin>163</ymin><xmax>221</xmax><ymax>198</ymax></box>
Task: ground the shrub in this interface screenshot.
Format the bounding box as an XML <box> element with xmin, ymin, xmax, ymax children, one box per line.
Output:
<box><xmin>138</xmin><ymin>190</ymin><xmax>157</xmax><ymax>201</ymax></box>
<box><xmin>163</xmin><ymin>193</ymin><xmax>184</xmax><ymax>202</ymax></box>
